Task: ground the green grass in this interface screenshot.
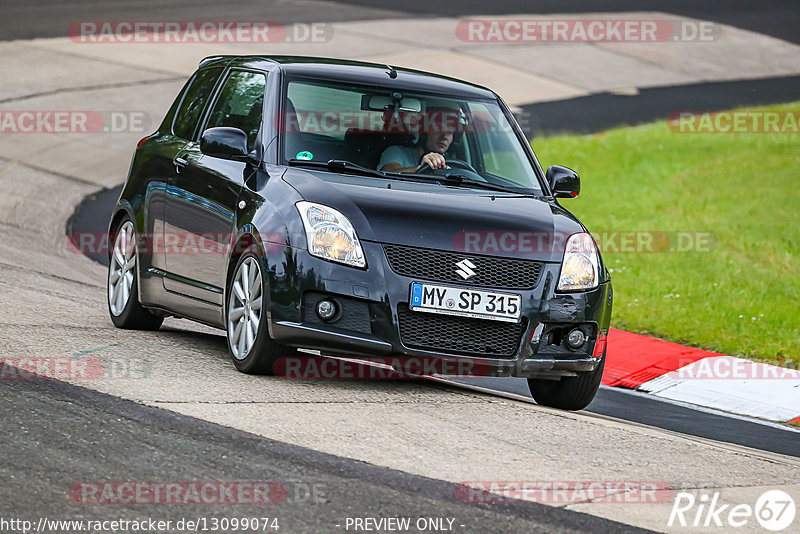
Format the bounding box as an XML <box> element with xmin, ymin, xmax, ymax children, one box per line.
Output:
<box><xmin>532</xmin><ymin>102</ymin><xmax>800</xmax><ymax>367</ymax></box>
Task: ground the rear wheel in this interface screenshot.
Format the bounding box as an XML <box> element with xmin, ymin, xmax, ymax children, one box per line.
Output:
<box><xmin>107</xmin><ymin>217</ymin><xmax>163</xmax><ymax>330</ymax></box>
<box><xmin>226</xmin><ymin>247</ymin><xmax>295</xmax><ymax>374</ymax></box>
<box><xmin>528</xmin><ymin>352</ymin><xmax>605</xmax><ymax>411</ymax></box>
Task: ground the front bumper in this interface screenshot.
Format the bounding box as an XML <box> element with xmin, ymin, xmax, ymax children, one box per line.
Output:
<box><xmin>265</xmin><ymin>241</ymin><xmax>612</xmax><ymax>379</ymax></box>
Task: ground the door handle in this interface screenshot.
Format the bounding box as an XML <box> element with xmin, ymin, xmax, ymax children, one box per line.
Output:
<box><xmin>174</xmin><ymin>156</ymin><xmax>188</xmax><ymax>173</ymax></box>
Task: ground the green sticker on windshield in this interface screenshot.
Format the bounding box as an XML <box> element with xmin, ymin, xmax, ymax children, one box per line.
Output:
<box><xmin>296</xmin><ymin>150</ymin><xmax>313</xmax><ymax>161</ymax></box>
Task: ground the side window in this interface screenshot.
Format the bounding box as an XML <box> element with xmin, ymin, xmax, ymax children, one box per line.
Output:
<box><xmin>172</xmin><ymin>67</ymin><xmax>223</xmax><ymax>140</ymax></box>
<box><xmin>204</xmin><ymin>70</ymin><xmax>267</xmax><ymax>152</ymax></box>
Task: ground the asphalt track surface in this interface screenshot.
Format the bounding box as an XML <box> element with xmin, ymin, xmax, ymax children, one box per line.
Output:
<box><xmin>2</xmin><ymin>373</ymin><xmax>650</xmax><ymax>533</ymax></box>
<box><xmin>5</xmin><ymin>1</ymin><xmax>800</xmax><ymax>531</ymax></box>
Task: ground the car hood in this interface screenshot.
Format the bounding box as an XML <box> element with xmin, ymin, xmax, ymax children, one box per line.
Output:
<box><xmin>283</xmin><ymin>168</ymin><xmax>585</xmax><ymax>262</ymax></box>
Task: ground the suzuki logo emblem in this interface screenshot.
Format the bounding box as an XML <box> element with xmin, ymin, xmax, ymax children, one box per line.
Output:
<box><xmin>455</xmin><ymin>259</ymin><xmax>477</xmax><ymax>280</ymax></box>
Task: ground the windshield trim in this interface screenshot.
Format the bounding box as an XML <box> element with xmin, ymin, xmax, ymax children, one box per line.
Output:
<box><xmin>288</xmin><ymin>159</ymin><xmax>536</xmax><ymax>196</ymax></box>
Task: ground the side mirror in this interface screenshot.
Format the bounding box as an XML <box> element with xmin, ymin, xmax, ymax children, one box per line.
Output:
<box><xmin>200</xmin><ymin>127</ymin><xmax>248</xmax><ymax>160</ymax></box>
<box><xmin>546</xmin><ymin>165</ymin><xmax>580</xmax><ymax>198</ymax></box>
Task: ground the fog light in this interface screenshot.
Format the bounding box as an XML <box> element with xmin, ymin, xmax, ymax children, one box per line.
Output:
<box><xmin>566</xmin><ymin>328</ymin><xmax>587</xmax><ymax>350</ymax></box>
<box><xmin>316</xmin><ymin>299</ymin><xmax>337</xmax><ymax>321</ymax></box>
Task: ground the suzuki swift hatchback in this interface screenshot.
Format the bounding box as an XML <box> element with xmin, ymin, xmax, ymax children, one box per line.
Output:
<box><xmin>107</xmin><ymin>56</ymin><xmax>612</xmax><ymax>410</ymax></box>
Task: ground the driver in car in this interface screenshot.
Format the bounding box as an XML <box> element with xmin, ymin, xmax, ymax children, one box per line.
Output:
<box><xmin>378</xmin><ymin>108</ymin><xmax>456</xmax><ymax>173</ymax></box>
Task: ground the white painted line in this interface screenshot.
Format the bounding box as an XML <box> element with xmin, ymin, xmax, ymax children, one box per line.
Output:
<box><xmin>638</xmin><ymin>356</ymin><xmax>800</xmax><ymax>422</ymax></box>
<box><xmin>601</xmin><ymin>385</ymin><xmax>800</xmax><ymax>433</ymax></box>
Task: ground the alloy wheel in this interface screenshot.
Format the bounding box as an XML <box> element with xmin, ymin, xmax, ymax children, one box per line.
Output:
<box><xmin>108</xmin><ymin>221</ymin><xmax>136</xmax><ymax>316</ymax></box>
<box><xmin>227</xmin><ymin>257</ymin><xmax>263</xmax><ymax>360</ymax></box>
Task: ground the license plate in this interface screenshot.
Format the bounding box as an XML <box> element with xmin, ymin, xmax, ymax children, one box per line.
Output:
<box><xmin>409</xmin><ymin>282</ymin><xmax>522</xmax><ymax>323</ymax></box>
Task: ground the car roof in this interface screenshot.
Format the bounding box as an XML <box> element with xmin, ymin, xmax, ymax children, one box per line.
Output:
<box><xmin>199</xmin><ymin>55</ymin><xmax>498</xmax><ymax>100</ymax></box>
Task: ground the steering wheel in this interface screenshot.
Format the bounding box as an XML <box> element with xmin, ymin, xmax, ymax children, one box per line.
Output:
<box><xmin>417</xmin><ymin>158</ymin><xmax>479</xmax><ymax>175</ymax></box>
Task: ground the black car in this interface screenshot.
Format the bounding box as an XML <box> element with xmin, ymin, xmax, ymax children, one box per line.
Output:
<box><xmin>107</xmin><ymin>55</ymin><xmax>612</xmax><ymax>410</ymax></box>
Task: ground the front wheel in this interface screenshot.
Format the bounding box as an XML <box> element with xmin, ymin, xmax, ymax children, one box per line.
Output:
<box><xmin>107</xmin><ymin>217</ymin><xmax>163</xmax><ymax>330</ymax></box>
<box><xmin>226</xmin><ymin>247</ymin><xmax>295</xmax><ymax>375</ymax></box>
<box><xmin>528</xmin><ymin>352</ymin><xmax>605</xmax><ymax>411</ymax></box>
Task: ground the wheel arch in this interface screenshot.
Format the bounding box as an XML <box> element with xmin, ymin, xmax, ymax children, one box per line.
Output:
<box><xmin>108</xmin><ymin>203</ymin><xmax>139</xmax><ymax>260</ymax></box>
<box><xmin>107</xmin><ymin>202</ymin><xmax>145</xmax><ymax>296</ymax></box>
<box><xmin>226</xmin><ymin>228</ymin><xmax>261</xmax><ymax>286</ymax></box>
<box><xmin>108</xmin><ymin>202</ymin><xmax>137</xmax><ymax>242</ymax></box>
<box><xmin>225</xmin><ymin>224</ymin><xmax>278</xmax><ymax>338</ymax></box>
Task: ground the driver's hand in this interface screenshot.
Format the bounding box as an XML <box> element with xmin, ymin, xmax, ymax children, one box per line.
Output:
<box><xmin>419</xmin><ymin>152</ymin><xmax>446</xmax><ymax>170</ymax></box>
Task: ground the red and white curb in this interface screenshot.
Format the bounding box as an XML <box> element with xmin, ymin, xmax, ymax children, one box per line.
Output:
<box><xmin>603</xmin><ymin>329</ymin><xmax>800</xmax><ymax>424</ymax></box>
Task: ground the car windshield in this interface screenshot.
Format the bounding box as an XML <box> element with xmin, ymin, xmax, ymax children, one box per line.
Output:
<box><xmin>280</xmin><ymin>78</ymin><xmax>544</xmax><ymax>194</ymax></box>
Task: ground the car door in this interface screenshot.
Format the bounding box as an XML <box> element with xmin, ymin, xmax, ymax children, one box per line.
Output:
<box><xmin>145</xmin><ymin>66</ymin><xmax>224</xmax><ymax>273</ymax></box>
<box><xmin>163</xmin><ymin>69</ymin><xmax>268</xmax><ymax>306</ymax></box>
<box><xmin>134</xmin><ymin>66</ymin><xmax>223</xmax><ymax>311</ymax></box>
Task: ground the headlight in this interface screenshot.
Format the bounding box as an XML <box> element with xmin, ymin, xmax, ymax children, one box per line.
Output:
<box><xmin>557</xmin><ymin>232</ymin><xmax>600</xmax><ymax>291</ymax></box>
<box><xmin>296</xmin><ymin>201</ymin><xmax>366</xmax><ymax>268</ymax></box>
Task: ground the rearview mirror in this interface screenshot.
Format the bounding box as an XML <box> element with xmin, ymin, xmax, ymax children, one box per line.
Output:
<box><xmin>546</xmin><ymin>165</ymin><xmax>580</xmax><ymax>198</ymax></box>
<box><xmin>363</xmin><ymin>95</ymin><xmax>422</xmax><ymax>112</ymax></box>
<box><xmin>200</xmin><ymin>127</ymin><xmax>248</xmax><ymax>160</ymax></box>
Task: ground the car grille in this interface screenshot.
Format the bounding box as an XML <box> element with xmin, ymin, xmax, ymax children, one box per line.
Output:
<box><xmin>383</xmin><ymin>244</ymin><xmax>542</xmax><ymax>290</ymax></box>
<box><xmin>397</xmin><ymin>306</ymin><xmax>525</xmax><ymax>358</ymax></box>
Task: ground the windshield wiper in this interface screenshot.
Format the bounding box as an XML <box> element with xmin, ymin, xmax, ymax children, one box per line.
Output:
<box><xmin>289</xmin><ymin>159</ymin><xmax>448</xmax><ymax>185</ymax></box>
<box><xmin>402</xmin><ymin>171</ymin><xmax>519</xmax><ymax>194</ymax></box>
<box><xmin>326</xmin><ymin>159</ymin><xmax>391</xmax><ymax>179</ymax></box>
<box><xmin>288</xmin><ymin>159</ymin><xmax>388</xmax><ymax>179</ymax></box>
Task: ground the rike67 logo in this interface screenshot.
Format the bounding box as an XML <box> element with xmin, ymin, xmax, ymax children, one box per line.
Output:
<box><xmin>669</xmin><ymin>490</ymin><xmax>796</xmax><ymax>531</ymax></box>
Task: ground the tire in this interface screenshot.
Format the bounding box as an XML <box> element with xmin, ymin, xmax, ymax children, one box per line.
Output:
<box><xmin>527</xmin><ymin>351</ymin><xmax>605</xmax><ymax>411</ymax></box>
<box><xmin>226</xmin><ymin>246</ymin><xmax>295</xmax><ymax>375</ymax></box>
<box><xmin>107</xmin><ymin>217</ymin><xmax>163</xmax><ymax>330</ymax></box>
